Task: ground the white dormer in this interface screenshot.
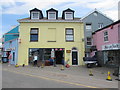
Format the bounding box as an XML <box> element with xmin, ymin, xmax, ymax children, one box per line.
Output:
<box><xmin>65</xmin><ymin>12</ymin><xmax>73</xmax><ymax>19</ymax></box>
<box><xmin>48</xmin><ymin>12</ymin><xmax>56</xmax><ymax>19</ymax></box>
<box><xmin>46</xmin><ymin>8</ymin><xmax>58</xmax><ymax>20</ymax></box>
<box><xmin>30</xmin><ymin>8</ymin><xmax>43</xmax><ymax>19</ymax></box>
<box><xmin>31</xmin><ymin>11</ymin><xmax>40</xmax><ymax>19</ymax></box>
<box><xmin>62</xmin><ymin>8</ymin><xmax>74</xmax><ymax>20</ymax></box>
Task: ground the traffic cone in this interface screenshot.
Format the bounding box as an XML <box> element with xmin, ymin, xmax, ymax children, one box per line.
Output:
<box><xmin>89</xmin><ymin>69</ymin><xmax>93</xmax><ymax>76</ymax></box>
<box><xmin>61</xmin><ymin>65</ymin><xmax>64</xmax><ymax>70</ymax></box>
<box><xmin>106</xmin><ymin>71</ymin><xmax>112</xmax><ymax>81</ymax></box>
<box><xmin>15</xmin><ymin>64</ymin><xmax>19</xmax><ymax>68</ymax></box>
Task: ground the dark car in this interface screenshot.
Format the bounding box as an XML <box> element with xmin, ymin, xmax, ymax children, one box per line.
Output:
<box><xmin>83</xmin><ymin>56</ymin><xmax>98</xmax><ymax>68</ymax></box>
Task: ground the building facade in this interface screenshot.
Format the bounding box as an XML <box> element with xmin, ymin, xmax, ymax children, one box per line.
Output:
<box><xmin>17</xmin><ymin>8</ymin><xmax>85</xmax><ymax>66</ymax></box>
<box><xmin>92</xmin><ymin>20</ymin><xmax>120</xmax><ymax>67</ymax></box>
<box><xmin>2</xmin><ymin>26</ymin><xmax>19</xmax><ymax>64</ymax></box>
<box><xmin>82</xmin><ymin>9</ymin><xmax>113</xmax><ymax>57</ymax></box>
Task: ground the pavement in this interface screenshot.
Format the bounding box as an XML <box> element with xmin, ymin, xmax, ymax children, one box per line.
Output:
<box><xmin>1</xmin><ymin>63</ymin><xmax>119</xmax><ymax>88</ymax></box>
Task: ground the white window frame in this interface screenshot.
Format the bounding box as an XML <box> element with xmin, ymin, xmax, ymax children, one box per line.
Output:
<box><xmin>98</xmin><ymin>23</ymin><xmax>103</xmax><ymax>29</ymax></box>
<box><xmin>86</xmin><ymin>37</ymin><xmax>92</xmax><ymax>46</ymax></box>
<box><xmin>104</xmin><ymin>31</ymin><xmax>109</xmax><ymax>42</ymax></box>
<box><xmin>48</xmin><ymin>12</ymin><xmax>56</xmax><ymax>19</ymax></box>
<box><xmin>86</xmin><ymin>23</ymin><xmax>92</xmax><ymax>31</ymax></box>
<box><xmin>31</xmin><ymin>11</ymin><xmax>40</xmax><ymax>19</ymax></box>
<box><xmin>65</xmin><ymin>12</ymin><xmax>73</xmax><ymax>20</ymax></box>
<box><xmin>66</xmin><ymin>28</ymin><xmax>74</xmax><ymax>41</ymax></box>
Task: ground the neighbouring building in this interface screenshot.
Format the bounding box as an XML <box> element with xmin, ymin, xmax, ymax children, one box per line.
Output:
<box><xmin>92</xmin><ymin>20</ymin><xmax>120</xmax><ymax>67</ymax></box>
<box><xmin>118</xmin><ymin>1</ymin><xmax>120</xmax><ymax>20</ymax></box>
<box><xmin>17</xmin><ymin>8</ymin><xmax>85</xmax><ymax>66</ymax></box>
<box><xmin>2</xmin><ymin>26</ymin><xmax>19</xmax><ymax>64</ymax></box>
<box><xmin>82</xmin><ymin>9</ymin><xmax>113</xmax><ymax>57</ymax></box>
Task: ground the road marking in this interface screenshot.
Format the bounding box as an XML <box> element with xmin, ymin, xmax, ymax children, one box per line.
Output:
<box><xmin>3</xmin><ymin>68</ymin><xmax>98</xmax><ymax>88</ymax></box>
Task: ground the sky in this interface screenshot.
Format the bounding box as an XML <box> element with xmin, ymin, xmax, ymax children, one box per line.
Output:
<box><xmin>0</xmin><ymin>0</ymin><xmax>119</xmax><ymax>38</ymax></box>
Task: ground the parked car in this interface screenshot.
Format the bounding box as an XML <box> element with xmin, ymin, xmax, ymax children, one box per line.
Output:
<box><xmin>83</xmin><ymin>56</ymin><xmax>98</xmax><ymax>68</ymax></box>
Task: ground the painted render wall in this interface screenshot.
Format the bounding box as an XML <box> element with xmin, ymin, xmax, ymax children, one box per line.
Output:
<box><xmin>18</xmin><ymin>22</ymin><xmax>85</xmax><ymax>66</ymax></box>
<box><xmin>93</xmin><ymin>23</ymin><xmax>120</xmax><ymax>51</ymax></box>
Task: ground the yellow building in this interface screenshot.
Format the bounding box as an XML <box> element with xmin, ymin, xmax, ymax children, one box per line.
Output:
<box><xmin>17</xmin><ymin>8</ymin><xmax>85</xmax><ymax>66</ymax></box>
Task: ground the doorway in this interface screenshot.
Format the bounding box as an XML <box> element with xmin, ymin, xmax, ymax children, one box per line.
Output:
<box><xmin>13</xmin><ymin>52</ymin><xmax>15</xmax><ymax>61</ymax></box>
<box><xmin>55</xmin><ymin>51</ymin><xmax>63</xmax><ymax>64</ymax></box>
<box><xmin>72</xmin><ymin>51</ymin><xmax>78</xmax><ymax>65</ymax></box>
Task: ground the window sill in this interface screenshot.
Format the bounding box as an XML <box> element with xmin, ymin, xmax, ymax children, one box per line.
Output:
<box><xmin>104</xmin><ymin>41</ymin><xmax>109</xmax><ymax>43</ymax></box>
<box><xmin>47</xmin><ymin>41</ymin><xmax>56</xmax><ymax>42</ymax></box>
<box><xmin>30</xmin><ymin>41</ymin><xmax>38</xmax><ymax>42</ymax></box>
<box><xmin>66</xmin><ymin>41</ymin><xmax>74</xmax><ymax>42</ymax></box>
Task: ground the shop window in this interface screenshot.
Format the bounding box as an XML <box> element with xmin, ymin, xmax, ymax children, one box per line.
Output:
<box><xmin>104</xmin><ymin>31</ymin><xmax>109</xmax><ymax>42</ymax></box>
<box><xmin>65</xmin><ymin>28</ymin><xmax>74</xmax><ymax>42</ymax></box>
<box><xmin>87</xmin><ymin>37</ymin><xmax>92</xmax><ymax>46</ymax></box>
<box><xmin>30</xmin><ymin>28</ymin><xmax>39</xmax><ymax>42</ymax></box>
<box><xmin>44</xmin><ymin>49</ymin><xmax>51</xmax><ymax>60</ymax></box>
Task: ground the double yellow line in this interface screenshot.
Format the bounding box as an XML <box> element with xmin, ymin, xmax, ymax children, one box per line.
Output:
<box><xmin>3</xmin><ymin>68</ymin><xmax>98</xmax><ymax>88</ymax></box>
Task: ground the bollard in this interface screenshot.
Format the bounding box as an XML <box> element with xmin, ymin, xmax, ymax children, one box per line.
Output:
<box><xmin>89</xmin><ymin>69</ymin><xmax>93</xmax><ymax>76</ymax></box>
<box><xmin>106</xmin><ymin>71</ymin><xmax>112</xmax><ymax>81</ymax></box>
<box><xmin>15</xmin><ymin>64</ymin><xmax>19</xmax><ymax>68</ymax></box>
<box><xmin>22</xmin><ymin>64</ymin><xmax>25</xmax><ymax>67</ymax></box>
<box><xmin>61</xmin><ymin>65</ymin><xmax>64</xmax><ymax>70</ymax></box>
<box><xmin>41</xmin><ymin>63</ymin><xmax>44</xmax><ymax>68</ymax></box>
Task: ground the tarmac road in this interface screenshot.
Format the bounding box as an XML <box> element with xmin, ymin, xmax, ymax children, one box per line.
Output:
<box><xmin>1</xmin><ymin>64</ymin><xmax>119</xmax><ymax>89</ymax></box>
<box><xmin>2</xmin><ymin>70</ymin><xmax>87</xmax><ymax>88</ymax></box>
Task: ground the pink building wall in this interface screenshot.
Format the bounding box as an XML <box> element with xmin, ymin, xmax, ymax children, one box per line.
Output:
<box><xmin>93</xmin><ymin>22</ymin><xmax>120</xmax><ymax>51</ymax></box>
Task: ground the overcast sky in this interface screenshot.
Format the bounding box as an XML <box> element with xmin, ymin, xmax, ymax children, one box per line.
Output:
<box><xmin>0</xmin><ymin>0</ymin><xmax>119</xmax><ymax>38</ymax></box>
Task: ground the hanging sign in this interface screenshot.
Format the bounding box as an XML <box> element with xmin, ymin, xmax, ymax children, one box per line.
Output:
<box><xmin>66</xmin><ymin>50</ymin><xmax>71</xmax><ymax>53</ymax></box>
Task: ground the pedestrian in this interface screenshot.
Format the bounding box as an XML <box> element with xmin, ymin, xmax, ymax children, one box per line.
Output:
<box><xmin>33</xmin><ymin>54</ymin><xmax>38</xmax><ymax>67</ymax></box>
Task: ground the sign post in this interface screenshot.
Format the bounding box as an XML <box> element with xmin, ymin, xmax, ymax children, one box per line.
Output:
<box><xmin>51</xmin><ymin>49</ymin><xmax>56</xmax><ymax>67</ymax></box>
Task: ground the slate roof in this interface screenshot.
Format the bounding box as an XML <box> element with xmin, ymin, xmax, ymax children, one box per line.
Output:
<box><xmin>18</xmin><ymin>17</ymin><xmax>82</xmax><ymax>23</ymax></box>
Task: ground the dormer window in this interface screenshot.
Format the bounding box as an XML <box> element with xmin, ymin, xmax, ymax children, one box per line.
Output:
<box><xmin>48</xmin><ymin>12</ymin><xmax>56</xmax><ymax>19</ymax></box>
<box><xmin>65</xmin><ymin>12</ymin><xmax>73</xmax><ymax>19</ymax></box>
<box><xmin>31</xmin><ymin>12</ymin><xmax>40</xmax><ymax>19</ymax></box>
<box><xmin>46</xmin><ymin>8</ymin><xmax>58</xmax><ymax>20</ymax></box>
<box><xmin>62</xmin><ymin>8</ymin><xmax>74</xmax><ymax>20</ymax></box>
<box><xmin>30</xmin><ymin>8</ymin><xmax>43</xmax><ymax>19</ymax></box>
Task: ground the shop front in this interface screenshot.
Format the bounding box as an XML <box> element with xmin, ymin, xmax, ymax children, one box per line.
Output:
<box><xmin>29</xmin><ymin>48</ymin><xmax>65</xmax><ymax>66</ymax></box>
<box><xmin>102</xmin><ymin>43</ymin><xmax>120</xmax><ymax>67</ymax></box>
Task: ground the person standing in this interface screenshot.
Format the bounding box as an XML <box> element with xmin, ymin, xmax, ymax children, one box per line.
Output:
<box><xmin>33</xmin><ymin>54</ymin><xmax>38</xmax><ymax>67</ymax></box>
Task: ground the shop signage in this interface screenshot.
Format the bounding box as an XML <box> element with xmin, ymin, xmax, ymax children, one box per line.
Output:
<box><xmin>6</xmin><ymin>48</ymin><xmax>15</xmax><ymax>51</ymax></box>
<box><xmin>102</xmin><ymin>43</ymin><xmax>120</xmax><ymax>50</ymax></box>
<box><xmin>66</xmin><ymin>50</ymin><xmax>71</xmax><ymax>53</ymax></box>
<box><xmin>51</xmin><ymin>49</ymin><xmax>55</xmax><ymax>57</ymax></box>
